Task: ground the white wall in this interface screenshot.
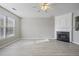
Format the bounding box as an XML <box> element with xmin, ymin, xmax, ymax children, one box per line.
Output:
<box><xmin>0</xmin><ymin>6</ymin><xmax>21</xmax><ymax>47</ymax></box>
<box><xmin>55</xmin><ymin>13</ymin><xmax>72</xmax><ymax>42</ymax></box>
<box><xmin>22</xmin><ymin>17</ymin><xmax>55</xmax><ymax>39</ymax></box>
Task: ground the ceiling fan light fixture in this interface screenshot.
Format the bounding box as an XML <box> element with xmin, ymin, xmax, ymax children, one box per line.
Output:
<box><xmin>40</xmin><ymin>3</ymin><xmax>49</xmax><ymax>11</ymax></box>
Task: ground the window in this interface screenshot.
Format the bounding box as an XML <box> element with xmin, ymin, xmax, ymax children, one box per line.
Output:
<box><xmin>6</xmin><ymin>17</ymin><xmax>15</xmax><ymax>37</ymax></box>
<box><xmin>0</xmin><ymin>14</ymin><xmax>15</xmax><ymax>39</ymax></box>
<box><xmin>0</xmin><ymin>14</ymin><xmax>5</xmax><ymax>39</ymax></box>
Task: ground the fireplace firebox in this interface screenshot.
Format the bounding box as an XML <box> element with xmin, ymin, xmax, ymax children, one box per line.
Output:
<box><xmin>57</xmin><ymin>31</ymin><xmax>70</xmax><ymax>42</ymax></box>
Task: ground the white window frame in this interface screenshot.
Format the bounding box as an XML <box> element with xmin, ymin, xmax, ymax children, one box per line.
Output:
<box><xmin>6</xmin><ymin>16</ymin><xmax>15</xmax><ymax>38</ymax></box>
<box><xmin>0</xmin><ymin>14</ymin><xmax>15</xmax><ymax>39</ymax></box>
<box><xmin>0</xmin><ymin>14</ymin><xmax>6</xmax><ymax>39</ymax></box>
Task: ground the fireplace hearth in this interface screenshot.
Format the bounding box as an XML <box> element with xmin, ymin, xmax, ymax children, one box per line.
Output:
<box><xmin>57</xmin><ymin>31</ymin><xmax>70</xmax><ymax>42</ymax></box>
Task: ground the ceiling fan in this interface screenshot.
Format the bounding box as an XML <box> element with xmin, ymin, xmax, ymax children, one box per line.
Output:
<box><xmin>40</xmin><ymin>3</ymin><xmax>49</xmax><ymax>11</ymax></box>
<box><xmin>32</xmin><ymin>3</ymin><xmax>56</xmax><ymax>13</ymax></box>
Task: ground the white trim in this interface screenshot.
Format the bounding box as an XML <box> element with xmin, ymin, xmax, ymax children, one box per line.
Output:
<box><xmin>3</xmin><ymin>16</ymin><xmax>6</xmax><ymax>39</ymax></box>
<box><xmin>72</xmin><ymin>41</ymin><xmax>79</xmax><ymax>45</ymax></box>
<box><xmin>21</xmin><ymin>38</ymin><xmax>56</xmax><ymax>40</ymax></box>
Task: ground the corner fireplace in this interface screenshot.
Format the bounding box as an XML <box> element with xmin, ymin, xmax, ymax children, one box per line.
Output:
<box><xmin>57</xmin><ymin>31</ymin><xmax>70</xmax><ymax>42</ymax></box>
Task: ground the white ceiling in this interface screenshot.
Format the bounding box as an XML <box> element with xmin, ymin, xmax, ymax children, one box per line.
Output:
<box><xmin>0</xmin><ymin>3</ymin><xmax>79</xmax><ymax>18</ymax></box>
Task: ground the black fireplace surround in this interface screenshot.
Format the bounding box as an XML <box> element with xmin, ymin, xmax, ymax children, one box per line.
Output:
<box><xmin>57</xmin><ymin>31</ymin><xmax>70</xmax><ymax>42</ymax></box>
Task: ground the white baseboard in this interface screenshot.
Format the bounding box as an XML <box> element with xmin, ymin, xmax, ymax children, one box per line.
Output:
<box><xmin>21</xmin><ymin>38</ymin><xmax>56</xmax><ymax>40</ymax></box>
<box><xmin>72</xmin><ymin>41</ymin><xmax>79</xmax><ymax>45</ymax></box>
